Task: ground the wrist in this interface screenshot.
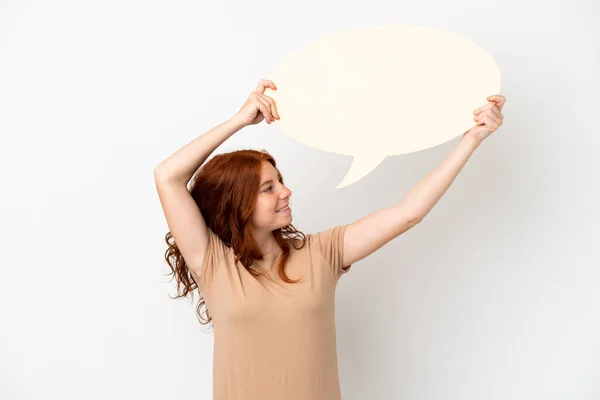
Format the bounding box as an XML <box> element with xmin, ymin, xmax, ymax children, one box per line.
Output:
<box><xmin>462</xmin><ymin>131</ymin><xmax>483</xmax><ymax>149</ymax></box>
<box><xmin>227</xmin><ymin>115</ymin><xmax>248</xmax><ymax>130</ymax></box>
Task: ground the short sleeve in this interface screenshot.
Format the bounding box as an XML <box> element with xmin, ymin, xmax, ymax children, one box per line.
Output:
<box><xmin>311</xmin><ymin>224</ymin><xmax>352</xmax><ymax>279</ymax></box>
<box><xmin>191</xmin><ymin>227</ymin><xmax>231</xmax><ymax>291</ymax></box>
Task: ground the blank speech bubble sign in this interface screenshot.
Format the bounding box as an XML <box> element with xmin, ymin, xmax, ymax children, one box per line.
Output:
<box><xmin>264</xmin><ymin>24</ymin><xmax>502</xmax><ymax>189</ymax></box>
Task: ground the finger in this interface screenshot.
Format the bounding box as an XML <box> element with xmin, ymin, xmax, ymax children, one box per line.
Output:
<box><xmin>257</xmin><ymin>95</ymin><xmax>276</xmax><ymax>122</ymax></box>
<box><xmin>257</xmin><ymin>93</ymin><xmax>280</xmax><ymax>119</ymax></box>
<box><xmin>487</xmin><ymin>94</ymin><xmax>505</xmax><ymax>104</ymax></box>
<box><xmin>474</xmin><ymin>113</ymin><xmax>486</xmax><ymax>125</ymax></box>
<box><xmin>255</xmin><ymin>97</ymin><xmax>273</xmax><ymax>123</ymax></box>
<box><xmin>476</xmin><ymin>115</ymin><xmax>499</xmax><ymax>128</ymax></box>
<box><xmin>473</xmin><ymin>102</ymin><xmax>494</xmax><ymax>115</ymax></box>
<box><xmin>474</xmin><ymin>99</ymin><xmax>505</xmax><ymax>116</ymax></box>
<box><xmin>489</xmin><ymin>106</ymin><xmax>503</xmax><ymax>121</ymax></box>
<box><xmin>486</xmin><ymin>94</ymin><xmax>506</xmax><ymax>111</ymax></box>
<box><xmin>254</xmin><ymin>79</ymin><xmax>277</xmax><ymax>94</ymax></box>
<box><xmin>474</xmin><ymin>114</ymin><xmax>492</xmax><ymax>125</ymax></box>
<box><xmin>477</xmin><ymin>105</ymin><xmax>503</xmax><ymax>121</ymax></box>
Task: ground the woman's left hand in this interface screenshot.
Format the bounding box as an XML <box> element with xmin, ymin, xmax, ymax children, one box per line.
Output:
<box><xmin>463</xmin><ymin>94</ymin><xmax>506</xmax><ymax>143</ymax></box>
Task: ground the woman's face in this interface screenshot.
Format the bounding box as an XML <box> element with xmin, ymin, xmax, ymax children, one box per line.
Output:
<box><xmin>251</xmin><ymin>161</ymin><xmax>293</xmax><ymax>231</ymax></box>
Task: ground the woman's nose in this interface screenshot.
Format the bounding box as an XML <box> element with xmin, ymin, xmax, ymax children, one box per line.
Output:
<box><xmin>280</xmin><ymin>186</ymin><xmax>292</xmax><ymax>198</ymax></box>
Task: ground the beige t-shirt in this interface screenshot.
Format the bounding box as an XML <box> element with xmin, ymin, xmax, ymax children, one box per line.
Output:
<box><xmin>191</xmin><ymin>224</ymin><xmax>352</xmax><ymax>400</ymax></box>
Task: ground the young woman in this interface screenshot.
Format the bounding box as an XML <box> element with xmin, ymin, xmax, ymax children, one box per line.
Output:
<box><xmin>154</xmin><ymin>79</ymin><xmax>506</xmax><ymax>400</ymax></box>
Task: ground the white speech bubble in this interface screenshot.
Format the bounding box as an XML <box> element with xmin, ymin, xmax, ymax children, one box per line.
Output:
<box><xmin>265</xmin><ymin>24</ymin><xmax>502</xmax><ymax>189</ymax></box>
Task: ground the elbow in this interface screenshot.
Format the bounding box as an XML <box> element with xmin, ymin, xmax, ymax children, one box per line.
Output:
<box><xmin>154</xmin><ymin>164</ymin><xmax>173</xmax><ymax>181</ymax></box>
<box><xmin>408</xmin><ymin>213</ymin><xmax>425</xmax><ymax>226</ymax></box>
<box><xmin>396</xmin><ymin>202</ymin><xmax>425</xmax><ymax>228</ymax></box>
<box><xmin>153</xmin><ymin>167</ymin><xmax>166</xmax><ymax>182</ymax></box>
<box><xmin>154</xmin><ymin>166</ymin><xmax>175</xmax><ymax>186</ymax></box>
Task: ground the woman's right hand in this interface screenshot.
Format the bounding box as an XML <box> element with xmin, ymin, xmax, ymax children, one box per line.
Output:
<box><xmin>232</xmin><ymin>79</ymin><xmax>281</xmax><ymax>127</ymax></box>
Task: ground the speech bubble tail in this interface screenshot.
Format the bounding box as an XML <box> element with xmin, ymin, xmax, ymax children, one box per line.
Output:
<box><xmin>335</xmin><ymin>155</ymin><xmax>387</xmax><ymax>189</ymax></box>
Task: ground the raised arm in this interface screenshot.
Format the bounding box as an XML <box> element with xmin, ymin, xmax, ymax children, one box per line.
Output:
<box><xmin>153</xmin><ymin>117</ymin><xmax>244</xmax><ymax>271</ymax></box>
<box><xmin>154</xmin><ymin>78</ymin><xmax>279</xmax><ymax>184</ymax></box>
<box><xmin>342</xmin><ymin>95</ymin><xmax>506</xmax><ymax>267</ymax></box>
<box><xmin>154</xmin><ymin>79</ymin><xmax>279</xmax><ymax>272</ymax></box>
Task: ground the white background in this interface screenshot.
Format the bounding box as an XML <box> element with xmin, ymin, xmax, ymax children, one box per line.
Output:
<box><xmin>1</xmin><ymin>1</ymin><xmax>598</xmax><ymax>399</ymax></box>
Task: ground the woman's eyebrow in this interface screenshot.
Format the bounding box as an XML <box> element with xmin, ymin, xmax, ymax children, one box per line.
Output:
<box><xmin>260</xmin><ymin>175</ymin><xmax>282</xmax><ymax>187</ymax></box>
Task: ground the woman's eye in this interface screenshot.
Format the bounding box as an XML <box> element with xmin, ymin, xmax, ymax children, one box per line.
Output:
<box><xmin>264</xmin><ymin>186</ymin><xmax>273</xmax><ymax>192</ymax></box>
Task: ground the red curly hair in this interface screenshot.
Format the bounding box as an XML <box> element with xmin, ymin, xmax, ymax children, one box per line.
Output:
<box><xmin>163</xmin><ymin>149</ymin><xmax>306</xmax><ymax>327</ymax></box>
